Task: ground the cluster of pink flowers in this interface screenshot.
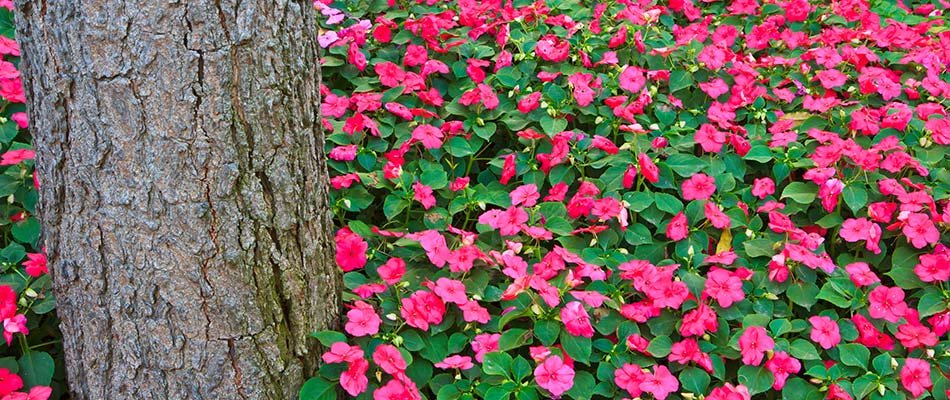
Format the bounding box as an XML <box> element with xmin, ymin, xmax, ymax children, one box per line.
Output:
<box><xmin>312</xmin><ymin>0</ymin><xmax>950</xmax><ymax>398</ymax></box>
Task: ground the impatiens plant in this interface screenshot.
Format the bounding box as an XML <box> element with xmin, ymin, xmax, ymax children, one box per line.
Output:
<box><xmin>306</xmin><ymin>0</ymin><xmax>950</xmax><ymax>398</ymax></box>
<box><xmin>0</xmin><ymin>4</ymin><xmax>64</xmax><ymax>400</ymax></box>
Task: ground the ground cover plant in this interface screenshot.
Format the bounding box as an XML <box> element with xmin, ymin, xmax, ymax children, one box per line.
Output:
<box><xmin>0</xmin><ymin>4</ymin><xmax>63</xmax><ymax>400</ymax></box>
<box><xmin>309</xmin><ymin>0</ymin><xmax>950</xmax><ymax>399</ymax></box>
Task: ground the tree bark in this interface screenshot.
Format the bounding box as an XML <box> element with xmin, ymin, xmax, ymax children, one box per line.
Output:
<box><xmin>12</xmin><ymin>0</ymin><xmax>340</xmax><ymax>398</ymax></box>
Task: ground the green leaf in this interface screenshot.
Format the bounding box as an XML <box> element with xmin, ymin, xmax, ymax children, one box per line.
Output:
<box><xmin>918</xmin><ymin>290</ymin><xmax>948</xmax><ymax>317</ymax></box>
<box><xmin>679</xmin><ymin>367</ymin><xmax>711</xmax><ymax>394</ymax></box>
<box><xmin>744</xmin><ymin>145</ymin><xmax>773</xmax><ymax>163</ymax></box>
<box><xmin>665</xmin><ymin>154</ymin><xmax>707</xmax><ymax>177</ymax></box>
<box><xmin>737</xmin><ymin>365</ymin><xmax>774</xmax><ymax>395</ymax></box>
<box><xmin>483</xmin><ymin>352</ymin><xmax>513</xmax><ymax>377</ymax></box>
<box><xmin>540</xmin><ymin>115</ymin><xmax>568</xmax><ymax>135</ymax></box>
<box><xmin>11</xmin><ymin>218</ymin><xmax>40</xmax><ymax>246</ymax></box>
<box><xmin>816</xmin><ymin>283</ymin><xmax>852</xmax><ymax>308</ymax></box>
<box><xmin>743</xmin><ymin>239</ymin><xmax>776</xmax><ymax>258</ymax></box>
<box><xmin>18</xmin><ymin>351</ymin><xmax>54</xmax><ymax>388</ymax></box>
<box><xmin>384</xmin><ymin>195</ymin><xmax>410</xmax><ymax>220</ymax></box>
<box><xmin>669</xmin><ymin>70</ymin><xmax>694</xmax><ymax>93</ymax></box>
<box><xmin>787</xmin><ymin>282</ymin><xmax>820</xmax><ymax>309</ymax></box>
<box><xmin>653</xmin><ymin>193</ymin><xmax>684</xmax><ymax>215</ymax></box>
<box><xmin>781</xmin><ymin>182</ymin><xmax>818</xmax><ymax>204</ymax></box>
<box><xmin>842</xmin><ymin>185</ymin><xmax>868</xmax><ymax>212</ymax></box>
<box><xmin>535</xmin><ymin>320</ymin><xmax>561</xmax><ymax>346</ymax></box>
<box><xmin>838</xmin><ymin>343</ymin><xmax>870</xmax><ymax>368</ymax></box>
<box><xmin>300</xmin><ymin>377</ymin><xmax>337</xmax><ymax>400</ymax></box>
<box><xmin>565</xmin><ymin>371</ymin><xmax>596</xmax><ymax>400</ymax></box>
<box><xmin>310</xmin><ymin>330</ymin><xmax>347</xmax><ymax>347</ymax></box>
<box><xmin>788</xmin><ymin>339</ymin><xmax>821</xmax><ymax>360</ymax></box>
<box><xmin>498</xmin><ymin>328</ymin><xmax>532</xmax><ymax>351</ymax></box>
<box><xmin>560</xmin><ymin>331</ymin><xmax>592</xmax><ymax>363</ymax></box>
<box><xmin>646</xmin><ymin>335</ymin><xmax>672</xmax><ymax>358</ymax></box>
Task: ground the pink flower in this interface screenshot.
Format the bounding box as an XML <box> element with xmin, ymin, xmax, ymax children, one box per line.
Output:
<box><xmin>2</xmin><ymin>386</ymin><xmax>51</xmax><ymax>400</ymax></box>
<box><xmin>22</xmin><ymin>252</ymin><xmax>47</xmax><ymax>278</ymax></box>
<box><xmin>638</xmin><ymin>153</ymin><xmax>659</xmax><ymax>183</ymax></box>
<box><xmin>695</xmin><ymin>124</ymin><xmax>727</xmax><ymax>153</ymax></box>
<box><xmin>902</xmin><ymin>212</ymin><xmax>940</xmax><ymax>249</ymax></box>
<box><xmin>373</xmin><ymin>344</ymin><xmax>407</xmax><ymax>375</ymax></box>
<box><xmin>340</xmin><ymin>358</ymin><xmax>369</xmax><ymax>396</ymax></box>
<box><xmin>560</xmin><ymin>301</ymin><xmax>594</xmax><ymax>338</ymax></box>
<box><xmin>895</xmin><ymin>324</ymin><xmax>938</xmax><ymax>349</ymax></box>
<box><xmin>536</xmin><ymin>35</ymin><xmax>570</xmax><ymax>63</ymax></box>
<box><xmin>413</xmin><ymin>181</ymin><xmax>436</xmax><ymax>210</ymax></box>
<box><xmin>400</xmin><ymin>290</ymin><xmax>445</xmax><ymax>331</ymax></box>
<box><xmin>900</xmin><ymin>358</ymin><xmax>932</xmax><ymax>398</ymax></box>
<box><xmin>868</xmin><ymin>285</ymin><xmax>908</xmax><ymax>323</ymax></box>
<box><xmin>9</xmin><ymin>113</ymin><xmax>27</xmax><ymax>129</ymax></box>
<box><xmin>499</xmin><ymin>153</ymin><xmax>517</xmax><ymax>184</ymax></box>
<box><xmin>0</xmin><ymin>149</ymin><xmax>33</xmax><ymax>166</ymax></box>
<box><xmin>809</xmin><ymin>316</ymin><xmax>841</xmax><ymax>349</ymax></box>
<box><xmin>534</xmin><ymin>355</ymin><xmax>574</xmax><ymax>397</ymax></box>
<box><xmin>915</xmin><ymin>250</ymin><xmax>950</xmax><ymax>282</ymax></box>
<box><xmin>665</xmin><ymin>212</ymin><xmax>689</xmax><ymax>241</ymax></box>
<box><xmin>435</xmin><ymin>355</ymin><xmax>474</xmax><ymax>370</ymax></box>
<box><xmin>518</xmin><ymin>92</ymin><xmax>542</xmax><ymax>113</ymax></box>
<box><xmin>411</xmin><ymin>124</ymin><xmax>444</xmax><ymax>149</ymax></box>
<box><xmin>459</xmin><ymin>300</ymin><xmax>490</xmax><ymax>323</ymax></box>
<box><xmin>0</xmin><ymin>369</ymin><xmax>22</xmax><ymax>398</ymax></box>
<box><xmin>335</xmin><ymin>227</ymin><xmax>368</xmax><ymax>272</ymax></box>
<box><xmin>704</xmin><ymin>202</ymin><xmax>731</xmax><ymax>229</ymax></box>
<box><xmin>640</xmin><ymin>365</ymin><xmax>678</xmax><ymax>400</ymax></box>
<box><xmin>510</xmin><ymin>184</ymin><xmax>540</xmax><ymax>207</ymax></box>
<box><xmin>703</xmin><ymin>267</ymin><xmax>745</xmax><ymax>308</ymax></box>
<box><xmin>844</xmin><ymin>262</ymin><xmax>879</xmax><ymax>287</ymax></box>
<box><xmin>471</xmin><ymin>333</ymin><xmax>500</xmax><ymax>362</ymax></box>
<box><xmin>739</xmin><ymin>326</ymin><xmax>774</xmax><ymax>366</ymax></box>
<box><xmin>345</xmin><ymin>301</ymin><xmax>381</xmax><ymax>337</ymax></box>
<box><xmin>765</xmin><ymin>351</ymin><xmax>801</xmax><ymax>390</ymax></box>
<box><xmin>619</xmin><ymin>66</ymin><xmax>646</xmax><ymax>93</ymax></box>
<box><xmin>682</xmin><ymin>173</ymin><xmax>717</xmax><ymax>201</ymax></box>
<box><xmin>1</xmin><ymin>314</ymin><xmax>26</xmax><ymax>346</ymax></box>
<box><xmin>432</xmin><ymin>278</ymin><xmax>467</xmax><ymax>305</ymax></box>
<box><xmin>751</xmin><ymin>178</ymin><xmax>775</xmax><ymax>199</ymax></box>
<box><xmin>377</xmin><ymin>257</ymin><xmax>406</xmax><ymax>285</ymax></box>
<box><xmin>322</xmin><ymin>342</ymin><xmax>363</xmax><ymax>364</ymax></box>
<box><xmin>614</xmin><ymin>364</ymin><xmax>644</xmax><ymax>397</ymax></box>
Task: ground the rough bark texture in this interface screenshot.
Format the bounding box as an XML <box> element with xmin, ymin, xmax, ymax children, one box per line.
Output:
<box><xmin>12</xmin><ymin>0</ymin><xmax>340</xmax><ymax>398</ymax></box>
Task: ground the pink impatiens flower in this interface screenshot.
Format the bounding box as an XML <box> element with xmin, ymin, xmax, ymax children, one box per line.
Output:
<box><xmin>22</xmin><ymin>252</ymin><xmax>47</xmax><ymax>278</ymax></box>
<box><xmin>738</xmin><ymin>326</ymin><xmax>774</xmax><ymax>366</ymax></box>
<box><xmin>335</xmin><ymin>227</ymin><xmax>367</xmax><ymax>272</ymax></box>
<box><xmin>560</xmin><ymin>301</ymin><xmax>594</xmax><ymax>338</ymax></box>
<box><xmin>0</xmin><ymin>149</ymin><xmax>33</xmax><ymax>166</ymax></box>
<box><xmin>808</xmin><ymin>316</ymin><xmax>841</xmax><ymax>349</ymax></box>
<box><xmin>471</xmin><ymin>333</ymin><xmax>500</xmax><ymax>362</ymax></box>
<box><xmin>703</xmin><ymin>267</ymin><xmax>745</xmax><ymax>308</ymax></box>
<box><xmin>751</xmin><ymin>178</ymin><xmax>775</xmax><ymax>199</ymax></box>
<box><xmin>868</xmin><ymin>285</ymin><xmax>908</xmax><ymax>323</ymax></box>
<box><xmin>900</xmin><ymin>358</ymin><xmax>932</xmax><ymax>398</ymax></box>
<box><xmin>640</xmin><ymin>365</ymin><xmax>679</xmax><ymax>400</ymax></box>
<box><xmin>345</xmin><ymin>301</ymin><xmax>381</xmax><ymax>337</ymax></box>
<box><xmin>534</xmin><ymin>355</ymin><xmax>574</xmax><ymax>397</ymax></box>
<box><xmin>411</xmin><ymin>124</ymin><xmax>444</xmax><ymax>149</ymax></box>
<box><xmin>413</xmin><ymin>181</ymin><xmax>436</xmax><ymax>210</ymax></box>
<box><xmin>435</xmin><ymin>355</ymin><xmax>474</xmax><ymax>370</ymax></box>
<box><xmin>666</xmin><ymin>212</ymin><xmax>689</xmax><ymax>241</ymax></box>
<box><xmin>681</xmin><ymin>173</ymin><xmax>717</xmax><ymax>201</ymax></box>
<box><xmin>765</xmin><ymin>351</ymin><xmax>801</xmax><ymax>390</ymax></box>
<box><xmin>902</xmin><ymin>212</ymin><xmax>940</xmax><ymax>249</ymax></box>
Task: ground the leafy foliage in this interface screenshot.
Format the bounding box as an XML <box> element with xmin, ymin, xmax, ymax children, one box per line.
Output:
<box><xmin>310</xmin><ymin>0</ymin><xmax>950</xmax><ymax>399</ymax></box>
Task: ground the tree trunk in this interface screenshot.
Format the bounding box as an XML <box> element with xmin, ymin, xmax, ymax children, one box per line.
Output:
<box><xmin>12</xmin><ymin>0</ymin><xmax>340</xmax><ymax>398</ymax></box>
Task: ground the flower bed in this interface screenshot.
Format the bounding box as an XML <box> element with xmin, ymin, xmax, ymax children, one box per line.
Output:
<box><xmin>307</xmin><ymin>0</ymin><xmax>950</xmax><ymax>399</ymax></box>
